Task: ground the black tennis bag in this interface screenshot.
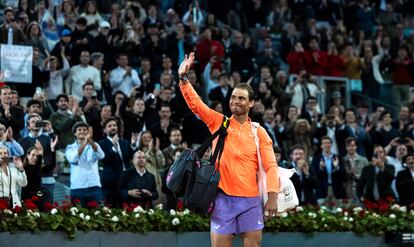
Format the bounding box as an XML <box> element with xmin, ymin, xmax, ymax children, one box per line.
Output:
<box><xmin>166</xmin><ymin>117</ymin><xmax>229</xmax><ymax>214</ymax></box>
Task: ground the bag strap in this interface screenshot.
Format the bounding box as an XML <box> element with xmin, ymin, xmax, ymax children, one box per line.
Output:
<box><xmin>195</xmin><ymin>116</ymin><xmax>230</xmax><ymax>158</ymax></box>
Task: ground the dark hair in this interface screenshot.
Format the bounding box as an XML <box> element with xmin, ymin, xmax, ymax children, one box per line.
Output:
<box><xmin>345</xmin><ymin>137</ymin><xmax>356</xmax><ymax>146</ymax></box>
<box><xmin>0</xmin><ymin>85</ymin><xmax>11</xmax><ymax>94</ymax></box>
<box><xmin>56</xmin><ymin>94</ymin><xmax>69</xmax><ymax>102</ymax></box>
<box><xmin>402</xmin><ymin>152</ymin><xmax>414</xmax><ymax>164</ymax></box>
<box><xmin>380</xmin><ymin>111</ymin><xmax>392</xmax><ymax>120</ymax></box>
<box><xmin>168</xmin><ymin>126</ymin><xmax>181</xmax><ymax>136</ymax></box>
<box><xmin>76</xmin><ymin>17</ymin><xmax>87</xmax><ymax>26</ymax></box>
<box><xmin>289</xmin><ymin>144</ymin><xmax>304</xmax><ymax>155</ymax></box>
<box><xmin>82</xmin><ymin>80</ymin><xmax>94</xmax><ymax>90</ymax></box>
<box><xmin>273</xmin><ymin>146</ymin><xmax>282</xmax><ymax>154</ymax></box>
<box><xmin>117</xmin><ymin>52</ymin><xmax>128</xmax><ymax>59</ymax></box>
<box><xmin>72</xmin><ymin>121</ymin><xmax>89</xmax><ymax>134</ymax></box>
<box><xmin>27</xmin><ymin>99</ymin><xmax>41</xmax><ymax>108</ymax></box>
<box><xmin>234</xmin><ymin>83</ymin><xmax>255</xmax><ymax>101</ymax></box>
<box><xmin>102</xmin><ymin>117</ymin><xmax>118</xmax><ymax>129</ymax></box>
<box><xmin>321</xmin><ymin>136</ymin><xmax>332</xmax><ymax>144</ymax></box>
<box><xmin>307</xmin><ymin>96</ymin><xmax>317</xmax><ymax>103</ymax></box>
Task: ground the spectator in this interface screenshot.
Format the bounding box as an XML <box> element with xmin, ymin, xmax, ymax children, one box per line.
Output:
<box><xmin>44</xmin><ymin>51</ymin><xmax>70</xmax><ymax>105</ymax></box>
<box><xmin>80</xmin><ymin>1</ymin><xmax>102</xmax><ymax>27</ymax></box>
<box><xmin>0</xmin><ymin>147</ymin><xmax>27</xmax><ymax>208</ymax></box>
<box><xmin>21</xmin><ymin>138</ymin><xmax>58</xmax><ymax>208</ymax></box>
<box><xmin>396</xmin><ymin>152</ymin><xmax>414</xmax><ymax>208</ymax></box>
<box><xmin>118</xmin><ymin>150</ymin><xmax>158</xmax><ymax>208</ymax></box>
<box><xmin>65</xmin><ymin>50</ymin><xmax>101</xmax><ymax>100</ymax></box>
<box><xmin>357</xmin><ymin>145</ymin><xmax>395</xmax><ymax>203</ymax></box>
<box><xmin>0</xmin><ymin>7</ymin><xmax>26</xmax><ymax>45</ymax></box>
<box><xmin>109</xmin><ymin>53</ymin><xmax>141</xmax><ymax>96</ymax></box>
<box><xmin>0</xmin><ymin>124</ymin><xmax>24</xmax><ymax>157</ymax></box>
<box><xmin>312</xmin><ymin>136</ymin><xmax>347</xmax><ymax>206</ymax></box>
<box><xmin>99</xmin><ymin>117</ymin><xmax>136</xmax><ymax>207</ymax></box>
<box><xmin>391</xmin><ymin>45</ymin><xmax>413</xmax><ymax>106</ymax></box>
<box><xmin>0</xmin><ymin>86</ymin><xmax>25</xmax><ymax>140</ymax></box>
<box><xmin>343</xmin><ymin>137</ymin><xmax>369</xmax><ymax>203</ymax></box>
<box><xmin>79</xmin><ymin>81</ymin><xmax>101</xmax><ymax>139</ymax></box>
<box><xmin>49</xmin><ymin>94</ymin><xmax>84</xmax><ymax>150</ymax></box>
<box><xmin>289</xmin><ymin>145</ymin><xmax>318</xmax><ymax>205</ymax></box>
<box><xmin>285</xmin><ymin>70</ymin><xmax>320</xmax><ymax>113</ymax></box>
<box><xmin>65</xmin><ymin>121</ymin><xmax>105</xmax><ymax>206</ymax></box>
<box><xmin>305</xmin><ymin>36</ymin><xmax>327</xmax><ymax>76</ymax></box>
<box><xmin>371</xmin><ymin>111</ymin><xmax>400</xmax><ymax>148</ymax></box>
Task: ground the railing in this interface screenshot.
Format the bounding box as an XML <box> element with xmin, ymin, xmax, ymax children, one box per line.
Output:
<box><xmin>288</xmin><ymin>74</ymin><xmax>398</xmax><ymax>113</ymax></box>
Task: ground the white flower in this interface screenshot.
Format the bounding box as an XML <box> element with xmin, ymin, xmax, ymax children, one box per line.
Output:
<box><xmin>321</xmin><ymin>217</ymin><xmax>325</xmax><ymax>221</ymax></box>
<box><xmin>324</xmin><ymin>224</ymin><xmax>328</xmax><ymax>228</ymax></box>
<box><xmin>94</xmin><ymin>210</ymin><xmax>101</xmax><ymax>216</ymax></box>
<box><xmin>27</xmin><ymin>209</ymin><xmax>33</xmax><ymax>214</ymax></box>
<box><xmin>79</xmin><ymin>213</ymin><xmax>85</xmax><ymax>219</ymax></box>
<box><xmin>50</xmin><ymin>208</ymin><xmax>58</xmax><ymax>215</ymax></box>
<box><xmin>389</xmin><ymin>214</ymin><xmax>396</xmax><ymax>219</ymax></box>
<box><xmin>135</xmin><ymin>213</ymin><xmax>140</xmax><ymax>218</ymax></box>
<box><xmin>280</xmin><ymin>212</ymin><xmax>288</xmax><ymax>218</ymax></box>
<box><xmin>4</xmin><ymin>209</ymin><xmax>12</xmax><ymax>215</ymax></box>
<box><xmin>391</xmin><ymin>204</ymin><xmax>400</xmax><ymax>210</ymax></box>
<box><xmin>102</xmin><ymin>207</ymin><xmax>111</xmax><ymax>213</ymax></box>
<box><xmin>373</xmin><ymin>213</ymin><xmax>379</xmax><ymax>218</ymax></box>
<box><xmin>353</xmin><ymin>207</ymin><xmax>363</xmax><ymax>213</ymax></box>
<box><xmin>343</xmin><ymin>216</ymin><xmax>348</xmax><ymax>221</ymax></box>
<box><xmin>122</xmin><ymin>211</ymin><xmax>128</xmax><ymax>216</ymax></box>
<box><xmin>336</xmin><ymin>208</ymin><xmax>343</xmax><ymax>213</ymax></box>
<box><xmin>111</xmin><ymin>216</ymin><xmax>119</xmax><ymax>222</ymax></box>
<box><xmin>33</xmin><ymin>212</ymin><xmax>40</xmax><ymax>218</ymax></box>
<box><xmin>155</xmin><ymin>204</ymin><xmax>163</xmax><ymax>210</ymax></box>
<box><xmin>344</xmin><ymin>212</ymin><xmax>349</xmax><ymax>217</ymax></box>
<box><xmin>172</xmin><ymin>217</ymin><xmax>180</xmax><ymax>226</ymax></box>
<box><xmin>169</xmin><ymin>209</ymin><xmax>176</xmax><ymax>216</ymax></box>
<box><xmin>295</xmin><ymin>206</ymin><xmax>304</xmax><ymax>212</ymax></box>
<box><xmin>133</xmin><ymin>206</ymin><xmax>144</xmax><ymax>213</ymax></box>
<box><xmin>71</xmin><ymin>211</ymin><xmax>77</xmax><ymax>216</ymax></box>
<box><xmin>70</xmin><ymin>207</ymin><xmax>78</xmax><ymax>213</ymax></box>
<box><xmin>349</xmin><ymin>217</ymin><xmax>354</xmax><ymax>222</ymax></box>
<box><xmin>148</xmin><ymin>209</ymin><xmax>154</xmax><ymax>215</ymax></box>
<box><xmin>13</xmin><ymin>213</ymin><xmax>17</xmax><ymax>217</ymax></box>
<box><xmin>320</xmin><ymin>206</ymin><xmax>328</xmax><ymax>212</ymax></box>
<box><xmin>183</xmin><ymin>209</ymin><xmax>190</xmax><ymax>215</ymax></box>
<box><xmin>85</xmin><ymin>215</ymin><xmax>91</xmax><ymax>221</ymax></box>
<box><xmin>308</xmin><ymin>212</ymin><xmax>317</xmax><ymax>219</ymax></box>
<box><xmin>105</xmin><ymin>214</ymin><xmax>110</xmax><ymax>218</ymax></box>
<box><xmin>399</xmin><ymin>206</ymin><xmax>407</xmax><ymax>213</ymax></box>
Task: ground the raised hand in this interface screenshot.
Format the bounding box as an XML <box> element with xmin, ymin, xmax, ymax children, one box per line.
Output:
<box><xmin>6</xmin><ymin>127</ymin><xmax>13</xmax><ymax>141</ymax></box>
<box><xmin>35</xmin><ymin>140</ymin><xmax>44</xmax><ymax>154</ymax></box>
<box><xmin>13</xmin><ymin>156</ymin><xmax>24</xmax><ymax>171</ymax></box>
<box><xmin>178</xmin><ymin>52</ymin><xmax>195</xmax><ymax>77</ymax></box>
<box><xmin>51</xmin><ymin>136</ymin><xmax>58</xmax><ymax>152</ymax></box>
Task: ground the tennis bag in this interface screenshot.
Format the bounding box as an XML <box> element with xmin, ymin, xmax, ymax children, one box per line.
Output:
<box><xmin>166</xmin><ymin>117</ymin><xmax>229</xmax><ymax>214</ymax></box>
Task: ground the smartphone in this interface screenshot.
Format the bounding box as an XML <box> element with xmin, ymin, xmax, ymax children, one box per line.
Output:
<box><xmin>35</xmin><ymin>121</ymin><xmax>47</xmax><ymax>128</ymax></box>
<box><xmin>1</xmin><ymin>156</ymin><xmax>13</xmax><ymax>163</ymax></box>
<box><xmin>154</xmin><ymin>83</ymin><xmax>161</xmax><ymax>90</ymax></box>
<box><xmin>91</xmin><ymin>95</ymin><xmax>97</xmax><ymax>100</ymax></box>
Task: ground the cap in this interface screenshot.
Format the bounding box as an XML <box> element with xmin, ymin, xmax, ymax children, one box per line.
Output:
<box><xmin>331</xmin><ymin>91</ymin><xmax>342</xmax><ymax>99</ymax></box>
<box><xmin>61</xmin><ymin>29</ymin><xmax>72</xmax><ymax>37</ymax></box>
<box><xmin>99</xmin><ymin>21</ymin><xmax>110</xmax><ymax>29</ymax></box>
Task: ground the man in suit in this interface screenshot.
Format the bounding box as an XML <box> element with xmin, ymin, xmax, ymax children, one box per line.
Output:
<box><xmin>313</xmin><ymin>114</ymin><xmax>341</xmax><ymax>155</ymax></box>
<box><xmin>0</xmin><ymin>86</ymin><xmax>24</xmax><ymax>141</ymax></box>
<box><xmin>98</xmin><ymin>117</ymin><xmax>137</xmax><ymax>207</ymax></box>
<box><xmin>343</xmin><ymin>137</ymin><xmax>369</xmax><ymax>203</ymax></box>
<box><xmin>289</xmin><ymin>145</ymin><xmax>318</xmax><ymax>205</ymax></box>
<box><xmin>312</xmin><ymin>136</ymin><xmax>347</xmax><ymax>205</ymax></box>
<box><xmin>357</xmin><ymin>145</ymin><xmax>395</xmax><ymax>203</ymax></box>
<box><xmin>396</xmin><ymin>152</ymin><xmax>414</xmax><ymax>208</ymax></box>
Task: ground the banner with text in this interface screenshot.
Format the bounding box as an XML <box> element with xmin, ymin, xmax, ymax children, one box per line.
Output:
<box><xmin>1</xmin><ymin>45</ymin><xmax>33</xmax><ymax>83</ymax></box>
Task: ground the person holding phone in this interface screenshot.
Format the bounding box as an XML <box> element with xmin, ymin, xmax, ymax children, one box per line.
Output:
<box><xmin>118</xmin><ymin>150</ymin><xmax>158</xmax><ymax>208</ymax></box>
<box><xmin>0</xmin><ymin>146</ymin><xmax>27</xmax><ymax>208</ymax></box>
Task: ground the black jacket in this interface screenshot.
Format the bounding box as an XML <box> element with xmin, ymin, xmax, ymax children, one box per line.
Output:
<box><xmin>118</xmin><ymin>168</ymin><xmax>158</xmax><ymax>207</ymax></box>
<box><xmin>396</xmin><ymin>168</ymin><xmax>414</xmax><ymax>207</ymax></box>
<box><xmin>357</xmin><ymin>164</ymin><xmax>395</xmax><ymax>202</ymax></box>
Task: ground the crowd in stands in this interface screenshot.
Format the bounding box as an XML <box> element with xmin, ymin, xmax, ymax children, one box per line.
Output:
<box><xmin>0</xmin><ymin>0</ymin><xmax>413</xmax><ymax>211</ymax></box>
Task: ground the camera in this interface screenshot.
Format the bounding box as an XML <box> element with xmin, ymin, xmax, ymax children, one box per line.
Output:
<box><xmin>1</xmin><ymin>156</ymin><xmax>13</xmax><ymax>163</ymax></box>
<box><xmin>35</xmin><ymin>121</ymin><xmax>47</xmax><ymax>128</ymax></box>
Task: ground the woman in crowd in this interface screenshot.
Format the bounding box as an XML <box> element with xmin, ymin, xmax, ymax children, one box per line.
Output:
<box><xmin>21</xmin><ymin>138</ymin><xmax>57</xmax><ymax>209</ymax></box>
<box><xmin>0</xmin><ymin>147</ymin><xmax>27</xmax><ymax>208</ymax></box>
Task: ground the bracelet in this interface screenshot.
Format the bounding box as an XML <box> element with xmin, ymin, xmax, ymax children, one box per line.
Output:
<box><xmin>179</xmin><ymin>74</ymin><xmax>188</xmax><ymax>81</ymax></box>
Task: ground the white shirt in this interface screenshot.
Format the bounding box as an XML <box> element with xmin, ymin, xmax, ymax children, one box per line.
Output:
<box><xmin>46</xmin><ymin>57</ymin><xmax>70</xmax><ymax>100</ymax></box>
<box><xmin>386</xmin><ymin>156</ymin><xmax>405</xmax><ymax>199</ymax></box>
<box><xmin>65</xmin><ymin>65</ymin><xmax>101</xmax><ymax>100</ymax></box>
<box><xmin>109</xmin><ymin>67</ymin><xmax>141</xmax><ymax>96</ymax></box>
<box><xmin>65</xmin><ymin>141</ymin><xmax>105</xmax><ymax>189</ymax></box>
<box><xmin>327</xmin><ymin>127</ymin><xmax>339</xmax><ymax>155</ymax></box>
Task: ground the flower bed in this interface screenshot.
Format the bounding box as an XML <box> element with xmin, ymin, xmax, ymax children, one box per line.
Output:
<box><xmin>0</xmin><ymin>197</ymin><xmax>413</xmax><ymax>239</ymax></box>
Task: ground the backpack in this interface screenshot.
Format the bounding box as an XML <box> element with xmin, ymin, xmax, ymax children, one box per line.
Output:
<box><xmin>166</xmin><ymin>116</ymin><xmax>230</xmax><ymax>214</ymax></box>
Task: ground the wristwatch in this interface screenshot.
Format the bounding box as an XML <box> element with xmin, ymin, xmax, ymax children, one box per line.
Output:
<box><xmin>179</xmin><ymin>74</ymin><xmax>188</xmax><ymax>81</ymax></box>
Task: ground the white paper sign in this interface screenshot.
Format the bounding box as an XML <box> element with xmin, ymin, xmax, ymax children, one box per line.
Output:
<box><xmin>1</xmin><ymin>45</ymin><xmax>33</xmax><ymax>83</ymax></box>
